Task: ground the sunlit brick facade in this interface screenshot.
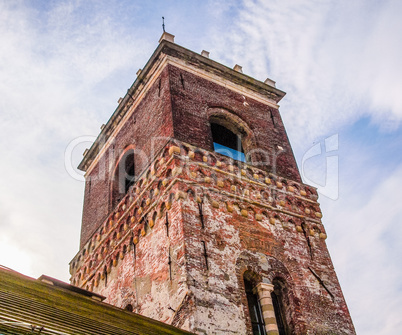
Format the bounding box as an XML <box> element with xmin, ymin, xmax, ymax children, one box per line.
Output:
<box><xmin>70</xmin><ymin>33</ymin><xmax>355</xmax><ymax>334</ymax></box>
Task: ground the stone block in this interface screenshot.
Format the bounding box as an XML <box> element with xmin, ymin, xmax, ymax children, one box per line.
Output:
<box><xmin>169</xmin><ymin>146</ymin><xmax>181</xmax><ymax>155</ymax></box>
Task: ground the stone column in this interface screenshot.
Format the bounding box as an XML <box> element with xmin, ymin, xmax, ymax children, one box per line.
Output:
<box><xmin>253</xmin><ymin>282</ymin><xmax>279</xmax><ymax>335</ymax></box>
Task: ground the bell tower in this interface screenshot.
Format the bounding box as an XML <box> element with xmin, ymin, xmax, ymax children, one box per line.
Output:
<box><xmin>70</xmin><ymin>33</ymin><xmax>355</xmax><ymax>334</ymax></box>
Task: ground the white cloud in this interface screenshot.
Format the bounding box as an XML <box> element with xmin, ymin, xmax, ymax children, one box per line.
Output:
<box><xmin>209</xmin><ymin>0</ymin><xmax>402</xmax><ymax>147</ymax></box>
<box><xmin>205</xmin><ymin>2</ymin><xmax>402</xmax><ymax>334</ymax></box>
<box><xmin>0</xmin><ymin>0</ymin><xmax>152</xmax><ymax>280</ymax></box>
<box><xmin>323</xmin><ymin>164</ymin><xmax>402</xmax><ymax>334</ymax></box>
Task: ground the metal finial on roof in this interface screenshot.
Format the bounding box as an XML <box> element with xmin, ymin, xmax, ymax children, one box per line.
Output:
<box><xmin>162</xmin><ymin>17</ymin><xmax>165</xmax><ymax>32</ymax></box>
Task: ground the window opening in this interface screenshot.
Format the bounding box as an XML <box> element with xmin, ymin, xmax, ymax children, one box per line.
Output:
<box><xmin>124</xmin><ymin>151</ymin><xmax>135</xmax><ymax>194</ymax></box>
<box><xmin>198</xmin><ymin>201</ymin><xmax>205</xmax><ymax>229</ymax></box>
<box><xmin>211</xmin><ymin>123</ymin><xmax>245</xmax><ymax>162</ymax></box>
<box><xmin>270</xmin><ymin>110</ymin><xmax>276</xmax><ymax>128</ymax></box>
<box><xmin>201</xmin><ymin>241</ymin><xmax>209</xmax><ymax>270</ymax></box>
<box><xmin>244</xmin><ymin>278</ymin><xmax>266</xmax><ymax>335</ymax></box>
<box><xmin>103</xmin><ymin>266</ymin><xmax>108</xmax><ymax>286</ymax></box>
<box><xmin>168</xmin><ymin>246</ymin><xmax>172</xmax><ymax>280</ymax></box>
<box><xmin>180</xmin><ymin>73</ymin><xmax>185</xmax><ymax>89</ymax></box>
<box><xmin>112</xmin><ymin>150</ymin><xmax>135</xmax><ymax>209</ymax></box>
<box><xmin>272</xmin><ymin>279</ymin><xmax>291</xmax><ymax>335</ymax></box>
<box><xmin>271</xmin><ymin>291</ymin><xmax>286</xmax><ymax>335</ymax></box>
<box><xmin>165</xmin><ymin>212</ymin><xmax>170</xmax><ymax>236</ymax></box>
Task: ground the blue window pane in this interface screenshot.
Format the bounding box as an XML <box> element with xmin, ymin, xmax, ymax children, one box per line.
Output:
<box><xmin>213</xmin><ymin>142</ymin><xmax>246</xmax><ymax>162</ymax></box>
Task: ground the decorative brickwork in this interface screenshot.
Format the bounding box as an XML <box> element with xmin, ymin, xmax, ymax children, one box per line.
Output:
<box><xmin>71</xmin><ymin>37</ymin><xmax>355</xmax><ymax>334</ymax></box>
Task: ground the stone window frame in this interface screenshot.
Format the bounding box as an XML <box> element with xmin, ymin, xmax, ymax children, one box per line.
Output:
<box><xmin>207</xmin><ymin>107</ymin><xmax>258</xmax><ymax>164</ymax></box>
<box><xmin>236</xmin><ymin>252</ymin><xmax>303</xmax><ymax>334</ymax></box>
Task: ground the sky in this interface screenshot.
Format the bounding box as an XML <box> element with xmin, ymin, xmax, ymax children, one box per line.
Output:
<box><xmin>0</xmin><ymin>0</ymin><xmax>401</xmax><ymax>334</ymax></box>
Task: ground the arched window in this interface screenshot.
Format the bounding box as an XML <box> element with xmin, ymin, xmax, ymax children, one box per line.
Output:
<box><xmin>244</xmin><ymin>277</ymin><xmax>266</xmax><ymax>335</ymax></box>
<box><xmin>211</xmin><ymin>123</ymin><xmax>246</xmax><ymax>162</ymax></box>
<box><xmin>271</xmin><ymin>278</ymin><xmax>291</xmax><ymax>335</ymax></box>
<box><xmin>123</xmin><ymin>150</ymin><xmax>135</xmax><ymax>193</ymax></box>
<box><xmin>111</xmin><ymin>149</ymin><xmax>135</xmax><ymax>209</ymax></box>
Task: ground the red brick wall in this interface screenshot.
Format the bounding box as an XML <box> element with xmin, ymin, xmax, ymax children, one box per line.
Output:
<box><xmin>168</xmin><ymin>65</ymin><xmax>301</xmax><ymax>182</ymax></box>
<box><xmin>81</xmin><ymin>64</ymin><xmax>301</xmax><ymax>247</ymax></box>
<box><xmin>73</xmin><ymin>60</ymin><xmax>354</xmax><ymax>334</ymax></box>
<box><xmin>80</xmin><ymin>66</ymin><xmax>175</xmax><ymax>247</ymax></box>
<box><xmin>71</xmin><ymin>143</ymin><xmax>355</xmax><ymax>334</ymax></box>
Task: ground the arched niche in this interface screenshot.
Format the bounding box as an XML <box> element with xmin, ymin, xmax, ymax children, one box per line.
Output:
<box><xmin>110</xmin><ymin>146</ymin><xmax>136</xmax><ymax>210</ymax></box>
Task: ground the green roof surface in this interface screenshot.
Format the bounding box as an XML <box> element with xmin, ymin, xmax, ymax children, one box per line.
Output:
<box><xmin>0</xmin><ymin>266</ymin><xmax>194</xmax><ymax>335</ymax></box>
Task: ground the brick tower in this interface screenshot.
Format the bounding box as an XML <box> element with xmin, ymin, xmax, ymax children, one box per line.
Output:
<box><xmin>70</xmin><ymin>33</ymin><xmax>355</xmax><ymax>334</ymax></box>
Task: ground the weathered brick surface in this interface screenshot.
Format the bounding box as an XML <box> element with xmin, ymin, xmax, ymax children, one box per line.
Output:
<box><xmin>72</xmin><ymin>42</ymin><xmax>355</xmax><ymax>334</ymax></box>
<box><xmin>168</xmin><ymin>64</ymin><xmax>301</xmax><ymax>183</ymax></box>
<box><xmin>71</xmin><ymin>142</ymin><xmax>355</xmax><ymax>334</ymax></box>
<box><xmin>80</xmin><ymin>66</ymin><xmax>174</xmax><ymax>248</ymax></box>
<box><xmin>81</xmin><ymin>63</ymin><xmax>301</xmax><ymax>249</ymax></box>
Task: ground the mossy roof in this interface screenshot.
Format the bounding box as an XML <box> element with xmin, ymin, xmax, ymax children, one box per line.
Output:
<box><xmin>0</xmin><ymin>266</ymin><xmax>194</xmax><ymax>335</ymax></box>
